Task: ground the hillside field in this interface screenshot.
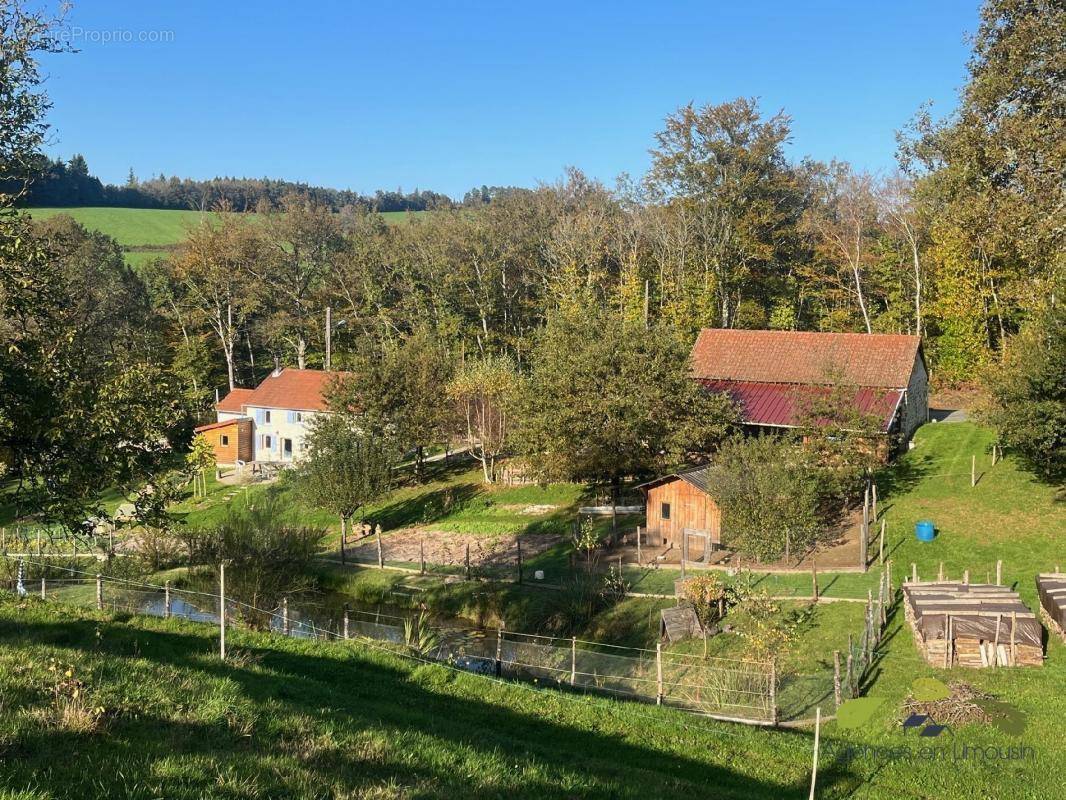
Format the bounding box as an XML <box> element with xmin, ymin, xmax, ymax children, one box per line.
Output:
<box><xmin>23</xmin><ymin>206</ymin><xmax>424</xmax><ymax>267</ymax></box>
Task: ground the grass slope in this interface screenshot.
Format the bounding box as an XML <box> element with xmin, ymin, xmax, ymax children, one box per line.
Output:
<box><xmin>0</xmin><ymin>599</ymin><xmax>813</xmax><ymax>800</ymax></box>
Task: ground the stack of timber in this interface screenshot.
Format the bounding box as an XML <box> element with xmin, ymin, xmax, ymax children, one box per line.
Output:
<box><xmin>902</xmin><ymin>581</ymin><xmax>1043</xmax><ymax>668</ymax></box>
<box><xmin>1037</xmin><ymin>573</ymin><xmax>1066</xmax><ymax>642</ymax></box>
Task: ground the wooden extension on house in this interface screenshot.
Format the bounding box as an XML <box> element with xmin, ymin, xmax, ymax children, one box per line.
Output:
<box><xmin>193</xmin><ymin>418</ymin><xmax>253</xmax><ymax>465</ymax></box>
<box><xmin>903</xmin><ymin>581</ymin><xmax>1043</xmax><ymax>668</ymax></box>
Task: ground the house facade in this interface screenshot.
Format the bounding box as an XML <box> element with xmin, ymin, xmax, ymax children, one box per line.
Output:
<box><xmin>194</xmin><ymin>368</ymin><xmax>345</xmax><ymax>466</ymax></box>
<box><xmin>690</xmin><ymin>329</ymin><xmax>929</xmax><ymax>444</ymax></box>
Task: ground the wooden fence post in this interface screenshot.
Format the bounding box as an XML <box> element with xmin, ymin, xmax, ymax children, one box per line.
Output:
<box><xmin>636</xmin><ymin>525</ymin><xmax>642</xmax><ymax>565</ymax></box>
<box><xmin>282</xmin><ymin>596</ymin><xmax>290</xmax><ymax>635</ymax></box>
<box><xmin>878</xmin><ymin>520</ymin><xmax>886</xmax><ymax>564</ymax></box>
<box><xmin>811</xmin><ymin>559</ymin><xmax>818</xmax><ymax>601</ymax></box>
<box><xmin>996</xmin><ymin>559</ymin><xmax>1002</xmax><ymax>585</ymax></box>
<box><xmin>96</xmin><ymin>574</ymin><xmax>103</xmax><ymax>610</ymax></box>
<box><xmin>845</xmin><ymin>651</ymin><xmax>854</xmax><ymax>698</ymax></box>
<box><xmin>40</xmin><ymin>576</ymin><xmax>46</xmax><ymax>600</ymax></box>
<box><xmin>495</xmin><ymin>621</ymin><xmax>505</xmax><ymax>677</ymax></box>
<box><xmin>219</xmin><ymin>562</ymin><xmax>226</xmax><ymax>661</ymax></box>
<box><xmin>833</xmin><ymin>651</ymin><xmax>842</xmax><ymax>706</ymax></box>
<box><xmin>963</xmin><ymin>569</ymin><xmax>970</xmax><ymax>585</ymax></box>
<box><xmin>770</xmin><ymin>660</ymin><xmax>779</xmax><ymax>725</ymax></box>
<box><xmin>164</xmin><ymin>581</ymin><xmax>171</xmax><ymax>618</ymax></box>
<box><xmin>465</xmin><ymin>542</ymin><xmax>471</xmax><ymax>580</ymax></box>
<box><xmin>911</xmin><ymin>563</ymin><xmax>918</xmax><ymax>584</ymax></box>
<box><xmin>570</xmin><ymin>636</ymin><xmax>577</xmax><ymax>686</ymax></box>
<box><xmin>36</xmin><ymin>529</ymin><xmax>41</xmax><ymax>556</ymax></box>
<box><xmin>971</xmin><ymin>455</ymin><xmax>976</xmax><ymax>487</ymax></box>
<box><xmin>938</xmin><ymin>561</ymin><xmax>944</xmax><ymax>581</ymax></box>
<box><xmin>343</xmin><ymin>604</ymin><xmax>350</xmax><ymax>640</ymax></box>
<box><xmin>516</xmin><ymin>536</ymin><xmax>523</xmax><ymax>585</ymax></box>
<box><xmin>859</xmin><ymin>513</ymin><xmax>868</xmax><ymax>571</ymax></box>
<box><xmin>419</xmin><ymin>538</ymin><xmax>426</xmax><ymax>575</ymax></box>
<box><xmin>872</xmin><ymin>484</ymin><xmax>878</xmax><ymax>521</ymax></box>
<box><xmin>655</xmin><ymin>642</ymin><xmax>664</xmax><ymax>706</ymax></box>
<box><xmin>375</xmin><ymin>525</ymin><xmax>384</xmax><ymax>568</ymax></box>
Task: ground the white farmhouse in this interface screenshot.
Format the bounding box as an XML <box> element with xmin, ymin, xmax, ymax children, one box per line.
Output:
<box><xmin>193</xmin><ymin>368</ymin><xmax>346</xmax><ymax>466</ymax></box>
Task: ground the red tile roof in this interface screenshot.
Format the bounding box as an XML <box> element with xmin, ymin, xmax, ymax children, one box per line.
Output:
<box><xmin>690</xmin><ymin>329</ymin><xmax>922</xmax><ymax>389</ymax></box>
<box><xmin>218</xmin><ymin>369</ymin><xmax>350</xmax><ymax>414</ymax></box>
<box><xmin>216</xmin><ymin>388</ymin><xmax>254</xmax><ymax>413</ymax></box>
<box><xmin>699</xmin><ymin>379</ymin><xmax>903</xmax><ymax>431</ymax></box>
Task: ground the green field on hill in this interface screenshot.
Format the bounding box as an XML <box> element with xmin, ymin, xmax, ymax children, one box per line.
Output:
<box><xmin>23</xmin><ymin>206</ymin><xmax>423</xmax><ymax>267</ymax></box>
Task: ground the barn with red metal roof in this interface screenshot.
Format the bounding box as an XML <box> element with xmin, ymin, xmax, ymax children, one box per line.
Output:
<box><xmin>689</xmin><ymin>329</ymin><xmax>928</xmax><ymax>440</ymax></box>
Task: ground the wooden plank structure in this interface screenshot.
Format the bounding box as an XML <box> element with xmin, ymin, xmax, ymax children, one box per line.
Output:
<box><xmin>660</xmin><ymin>605</ymin><xmax>703</xmax><ymax>643</ymax></box>
<box><xmin>902</xmin><ymin>581</ymin><xmax>1043</xmax><ymax>668</ymax></box>
<box><xmin>1037</xmin><ymin>573</ymin><xmax>1066</xmax><ymax>643</ymax></box>
<box><xmin>638</xmin><ymin>466</ymin><xmax>721</xmax><ymax>550</ymax></box>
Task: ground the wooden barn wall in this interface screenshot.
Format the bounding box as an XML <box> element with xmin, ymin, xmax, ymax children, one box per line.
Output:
<box><xmin>645</xmin><ymin>480</ymin><xmax>721</xmax><ymax>547</ymax></box>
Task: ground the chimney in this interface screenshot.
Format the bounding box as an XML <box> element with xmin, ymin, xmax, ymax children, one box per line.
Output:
<box><xmin>273</xmin><ymin>356</ymin><xmax>281</xmax><ymax>378</ymax></box>
<box><xmin>214</xmin><ymin>387</ymin><xmax>220</xmax><ymax>407</ymax></box>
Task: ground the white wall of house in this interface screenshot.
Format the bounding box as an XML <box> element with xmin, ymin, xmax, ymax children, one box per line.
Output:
<box><xmin>217</xmin><ymin>410</ymin><xmax>246</xmax><ymax>423</ymax></box>
<box><xmin>246</xmin><ymin>406</ymin><xmax>319</xmax><ymax>463</ymax></box>
<box><xmin>899</xmin><ymin>354</ymin><xmax>930</xmax><ymax>441</ymax></box>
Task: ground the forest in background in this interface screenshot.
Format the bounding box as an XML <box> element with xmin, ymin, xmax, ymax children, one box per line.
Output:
<box><xmin>1</xmin><ymin>0</ymin><xmax>1062</xmax><ymax>536</ymax></box>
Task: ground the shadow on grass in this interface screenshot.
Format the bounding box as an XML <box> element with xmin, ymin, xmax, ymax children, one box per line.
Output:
<box><xmin>0</xmin><ymin>613</ymin><xmax>869</xmax><ymax>799</ymax></box>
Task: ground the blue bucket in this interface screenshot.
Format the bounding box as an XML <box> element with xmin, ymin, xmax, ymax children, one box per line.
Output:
<box><xmin>915</xmin><ymin>520</ymin><xmax>936</xmax><ymax>542</ymax></box>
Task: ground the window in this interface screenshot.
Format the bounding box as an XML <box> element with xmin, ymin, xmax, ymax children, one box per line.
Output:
<box><xmin>220</xmin><ymin>435</ymin><xmax>229</xmax><ymax>446</ymax></box>
<box><xmin>264</xmin><ymin>410</ymin><xmax>271</xmax><ymax>423</ymax></box>
<box><xmin>283</xmin><ymin>438</ymin><xmax>293</xmax><ymax>459</ymax></box>
<box><xmin>661</xmin><ymin>502</ymin><xmax>671</xmax><ymax>520</ymax></box>
<box><xmin>262</xmin><ymin>435</ymin><xmax>272</xmax><ymax>451</ymax></box>
<box><xmin>286</xmin><ymin>410</ymin><xmax>303</xmax><ymax>423</ymax></box>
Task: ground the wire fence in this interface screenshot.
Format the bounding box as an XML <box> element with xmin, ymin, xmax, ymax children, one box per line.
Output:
<box><xmin>0</xmin><ymin>556</ymin><xmax>837</xmax><ymax>725</ymax></box>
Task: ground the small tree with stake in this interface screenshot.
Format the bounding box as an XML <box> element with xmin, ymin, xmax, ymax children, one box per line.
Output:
<box><xmin>296</xmin><ymin>413</ymin><xmax>395</xmax><ymax>552</ymax></box>
<box><xmin>186</xmin><ymin>434</ymin><xmax>215</xmax><ymax>499</ymax></box>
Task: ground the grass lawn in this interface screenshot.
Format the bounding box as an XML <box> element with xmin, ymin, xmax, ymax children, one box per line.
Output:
<box><xmin>174</xmin><ymin>459</ymin><xmax>592</xmax><ymax>543</ymax></box>
<box><xmin>24</xmin><ymin>207</ymin><xmax>424</xmax><ymax>267</ymax></box>
<box><xmin>3</xmin><ymin>593</ymin><xmax>1062</xmax><ymax>798</ymax></box>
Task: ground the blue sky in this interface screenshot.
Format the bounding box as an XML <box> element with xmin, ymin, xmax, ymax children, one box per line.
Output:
<box><xmin>40</xmin><ymin>0</ymin><xmax>980</xmax><ymax>198</ymax></box>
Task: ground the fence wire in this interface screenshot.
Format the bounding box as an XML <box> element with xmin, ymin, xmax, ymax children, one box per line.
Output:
<box><xmin>1</xmin><ymin>557</ymin><xmax>842</xmax><ymax>725</ymax></box>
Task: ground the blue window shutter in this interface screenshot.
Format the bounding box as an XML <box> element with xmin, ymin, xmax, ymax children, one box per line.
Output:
<box><xmin>254</xmin><ymin>409</ymin><xmax>264</xmax><ymax>424</ymax></box>
<box><xmin>287</xmin><ymin>411</ymin><xmax>296</xmax><ymax>424</ymax></box>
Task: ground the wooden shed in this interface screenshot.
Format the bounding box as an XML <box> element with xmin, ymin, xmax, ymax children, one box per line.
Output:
<box><xmin>193</xmin><ymin>418</ymin><xmax>253</xmax><ymax>465</ymax></box>
<box><xmin>903</xmin><ymin>581</ymin><xmax>1043</xmax><ymax>668</ymax></box>
<box><xmin>638</xmin><ymin>466</ymin><xmax>721</xmax><ymax>553</ymax></box>
<box><xmin>1037</xmin><ymin>573</ymin><xmax>1066</xmax><ymax>642</ymax></box>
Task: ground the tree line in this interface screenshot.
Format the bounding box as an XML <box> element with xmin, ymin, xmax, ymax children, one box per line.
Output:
<box><xmin>12</xmin><ymin>152</ymin><xmax>456</xmax><ymax>213</ymax></box>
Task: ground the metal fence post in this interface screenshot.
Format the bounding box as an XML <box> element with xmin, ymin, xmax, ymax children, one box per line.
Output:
<box><xmin>343</xmin><ymin>605</ymin><xmax>350</xmax><ymax>640</ymax></box>
<box><xmin>164</xmin><ymin>581</ymin><xmax>171</xmax><ymax>618</ymax></box>
<box><xmin>655</xmin><ymin>642</ymin><xmax>664</xmax><ymax>706</ymax></box>
<box><xmin>96</xmin><ymin>574</ymin><xmax>103</xmax><ymax>610</ymax></box>
<box><xmin>282</xmin><ymin>596</ymin><xmax>290</xmax><ymax>635</ymax></box>
<box><xmin>219</xmin><ymin>562</ymin><xmax>226</xmax><ymax>661</ymax></box>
